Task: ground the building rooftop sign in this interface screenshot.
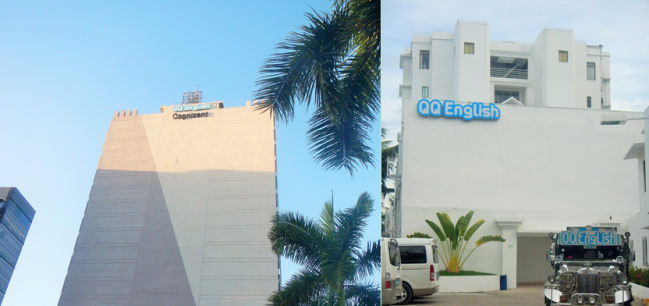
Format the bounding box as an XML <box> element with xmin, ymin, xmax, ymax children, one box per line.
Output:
<box><xmin>172</xmin><ymin>103</ymin><xmax>211</xmax><ymax>112</ymax></box>
<box><xmin>417</xmin><ymin>99</ymin><xmax>500</xmax><ymax>121</ymax></box>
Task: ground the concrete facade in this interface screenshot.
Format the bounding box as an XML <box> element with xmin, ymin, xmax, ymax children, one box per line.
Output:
<box><xmin>391</xmin><ymin>20</ymin><xmax>642</xmax><ymax>289</ymax></box>
<box><xmin>400</xmin><ymin>20</ymin><xmax>611</xmax><ymax>110</ymax></box>
<box><xmin>58</xmin><ymin>101</ymin><xmax>279</xmax><ymax>306</ymax></box>
<box><xmin>622</xmin><ymin>106</ymin><xmax>649</xmax><ymax>273</ymax></box>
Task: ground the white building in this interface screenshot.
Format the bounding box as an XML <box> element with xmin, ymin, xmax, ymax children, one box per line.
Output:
<box><xmin>400</xmin><ymin>20</ymin><xmax>611</xmax><ymax>109</ymax></box>
<box><xmin>622</xmin><ymin>108</ymin><xmax>649</xmax><ymax>270</ymax></box>
<box><xmin>391</xmin><ymin>20</ymin><xmax>644</xmax><ymax>289</ymax></box>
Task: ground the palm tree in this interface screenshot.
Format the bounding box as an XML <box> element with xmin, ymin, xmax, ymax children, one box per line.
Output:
<box><xmin>267</xmin><ymin>192</ymin><xmax>380</xmax><ymax>306</ymax></box>
<box><xmin>381</xmin><ymin>127</ymin><xmax>398</xmax><ymax>199</ymax></box>
<box><xmin>254</xmin><ymin>0</ymin><xmax>380</xmax><ymax>175</ymax></box>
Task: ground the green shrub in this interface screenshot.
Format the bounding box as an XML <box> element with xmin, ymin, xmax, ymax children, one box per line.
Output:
<box><xmin>629</xmin><ymin>265</ymin><xmax>649</xmax><ymax>287</ymax></box>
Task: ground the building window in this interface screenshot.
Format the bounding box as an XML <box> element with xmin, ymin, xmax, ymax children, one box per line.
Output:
<box><xmin>587</xmin><ymin>62</ymin><xmax>596</xmax><ymax>80</ymax></box>
<box><xmin>587</xmin><ymin>96</ymin><xmax>591</xmax><ymax>108</ymax></box>
<box><xmin>495</xmin><ymin>90</ymin><xmax>520</xmax><ymax>103</ymax></box>
<box><xmin>644</xmin><ymin>160</ymin><xmax>646</xmax><ymax>192</ymax></box>
<box><xmin>643</xmin><ymin>237</ymin><xmax>648</xmax><ymax>267</ymax></box>
<box><xmin>422</xmin><ymin>86</ymin><xmax>429</xmax><ymax>98</ymax></box>
<box><xmin>420</xmin><ymin>50</ymin><xmax>429</xmax><ymax>69</ymax></box>
<box><xmin>559</xmin><ymin>50</ymin><xmax>568</xmax><ymax>62</ymax></box>
<box><xmin>464</xmin><ymin>42</ymin><xmax>474</xmax><ymax>54</ymax></box>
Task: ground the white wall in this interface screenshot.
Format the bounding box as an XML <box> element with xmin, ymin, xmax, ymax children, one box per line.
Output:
<box><xmin>454</xmin><ymin>21</ymin><xmax>490</xmax><ymax>102</ymax></box>
<box><xmin>398</xmin><ymin>101</ymin><xmax>644</xmax><ymax>281</ymax></box>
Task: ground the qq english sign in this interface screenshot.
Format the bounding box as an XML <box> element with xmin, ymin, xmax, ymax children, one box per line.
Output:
<box><xmin>417</xmin><ymin>99</ymin><xmax>500</xmax><ymax>121</ymax></box>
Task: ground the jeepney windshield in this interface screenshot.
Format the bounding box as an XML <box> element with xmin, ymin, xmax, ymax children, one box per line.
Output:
<box><xmin>558</xmin><ymin>245</ymin><xmax>621</xmax><ymax>260</ymax></box>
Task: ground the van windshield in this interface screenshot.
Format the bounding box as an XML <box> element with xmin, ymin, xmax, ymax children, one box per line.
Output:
<box><xmin>389</xmin><ymin>241</ymin><xmax>401</xmax><ymax>266</ymax></box>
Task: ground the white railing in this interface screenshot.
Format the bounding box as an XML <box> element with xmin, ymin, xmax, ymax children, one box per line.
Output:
<box><xmin>490</xmin><ymin>67</ymin><xmax>528</xmax><ymax>80</ymax></box>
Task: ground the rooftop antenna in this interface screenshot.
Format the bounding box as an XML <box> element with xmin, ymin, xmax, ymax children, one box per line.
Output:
<box><xmin>182</xmin><ymin>85</ymin><xmax>203</xmax><ymax>105</ymax></box>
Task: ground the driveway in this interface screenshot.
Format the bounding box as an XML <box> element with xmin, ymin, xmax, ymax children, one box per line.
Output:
<box><xmin>406</xmin><ymin>284</ymin><xmax>645</xmax><ymax>306</ymax></box>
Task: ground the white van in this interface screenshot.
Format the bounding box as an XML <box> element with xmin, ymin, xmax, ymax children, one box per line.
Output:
<box><xmin>381</xmin><ymin>238</ymin><xmax>403</xmax><ymax>305</ymax></box>
<box><xmin>394</xmin><ymin>238</ymin><xmax>440</xmax><ymax>304</ymax></box>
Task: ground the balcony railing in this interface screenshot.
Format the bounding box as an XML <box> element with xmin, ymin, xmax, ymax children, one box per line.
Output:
<box><xmin>490</xmin><ymin>67</ymin><xmax>528</xmax><ymax>80</ymax></box>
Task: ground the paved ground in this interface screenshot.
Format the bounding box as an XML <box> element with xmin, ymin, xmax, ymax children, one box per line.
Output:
<box><xmin>406</xmin><ymin>284</ymin><xmax>646</xmax><ymax>306</ymax></box>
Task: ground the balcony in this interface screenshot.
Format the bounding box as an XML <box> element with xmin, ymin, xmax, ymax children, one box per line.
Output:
<box><xmin>490</xmin><ymin>67</ymin><xmax>528</xmax><ymax>80</ymax></box>
<box><xmin>490</xmin><ymin>56</ymin><xmax>528</xmax><ymax>80</ymax></box>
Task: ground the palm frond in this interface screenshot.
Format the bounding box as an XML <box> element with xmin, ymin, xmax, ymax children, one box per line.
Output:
<box><xmin>320</xmin><ymin>200</ymin><xmax>336</xmax><ymax>237</ymax></box>
<box><xmin>268</xmin><ymin>270</ymin><xmax>326</xmax><ymax>306</ymax></box>
<box><xmin>475</xmin><ymin>235</ymin><xmax>506</xmax><ymax>247</ymax></box>
<box><xmin>254</xmin><ymin>1</ymin><xmax>379</xmax><ymax>175</ymax></box>
<box><xmin>321</xmin><ymin>249</ymin><xmax>355</xmax><ymax>294</ymax></box>
<box><xmin>269</xmin><ymin>211</ymin><xmax>324</xmax><ymax>270</ymax></box>
<box><xmin>307</xmin><ymin>104</ymin><xmax>374</xmax><ymax>175</ymax></box>
<box><xmin>335</xmin><ymin>191</ymin><xmax>373</xmax><ymax>253</ymax></box>
<box><xmin>437</xmin><ymin>213</ymin><xmax>456</xmax><ymax>247</ymax></box>
<box><xmin>352</xmin><ymin>240</ymin><xmax>380</xmax><ymax>281</ymax></box>
<box><xmin>425</xmin><ymin>220</ymin><xmax>445</xmax><ymax>241</ymax></box>
<box><xmin>464</xmin><ymin>219</ymin><xmax>485</xmax><ymax>241</ymax></box>
<box><xmin>455</xmin><ymin>216</ymin><xmax>469</xmax><ymax>239</ymax></box>
<box><xmin>344</xmin><ymin>283</ymin><xmax>380</xmax><ymax>306</ymax></box>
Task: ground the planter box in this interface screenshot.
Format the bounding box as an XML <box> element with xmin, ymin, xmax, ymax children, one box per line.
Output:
<box><xmin>438</xmin><ymin>274</ymin><xmax>500</xmax><ymax>293</ymax></box>
<box><xmin>631</xmin><ymin>282</ymin><xmax>649</xmax><ymax>302</ymax></box>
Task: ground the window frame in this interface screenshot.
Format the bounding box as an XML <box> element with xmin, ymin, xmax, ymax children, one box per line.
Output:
<box><xmin>587</xmin><ymin>96</ymin><xmax>591</xmax><ymax>108</ymax></box>
<box><xmin>399</xmin><ymin>245</ymin><xmax>428</xmax><ymax>264</ymax></box>
<box><xmin>464</xmin><ymin>42</ymin><xmax>474</xmax><ymax>55</ymax></box>
<box><xmin>422</xmin><ymin>86</ymin><xmax>429</xmax><ymax>98</ymax></box>
<box><xmin>559</xmin><ymin>50</ymin><xmax>568</xmax><ymax>62</ymax></box>
<box><xmin>419</xmin><ymin>50</ymin><xmax>430</xmax><ymax>70</ymax></box>
<box><xmin>587</xmin><ymin>62</ymin><xmax>596</xmax><ymax>80</ymax></box>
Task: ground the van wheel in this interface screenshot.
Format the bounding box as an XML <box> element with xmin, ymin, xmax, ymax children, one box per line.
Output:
<box><xmin>396</xmin><ymin>283</ymin><xmax>413</xmax><ymax>305</ymax></box>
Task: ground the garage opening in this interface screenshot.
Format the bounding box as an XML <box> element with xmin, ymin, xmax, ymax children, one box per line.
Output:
<box><xmin>517</xmin><ymin>235</ymin><xmax>554</xmax><ymax>285</ymax></box>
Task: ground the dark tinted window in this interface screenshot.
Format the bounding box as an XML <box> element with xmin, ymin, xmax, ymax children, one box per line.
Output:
<box><xmin>400</xmin><ymin>246</ymin><xmax>427</xmax><ymax>264</ymax></box>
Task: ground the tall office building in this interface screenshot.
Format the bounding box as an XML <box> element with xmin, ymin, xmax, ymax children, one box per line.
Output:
<box><xmin>58</xmin><ymin>98</ymin><xmax>279</xmax><ymax>306</ymax></box>
<box><xmin>0</xmin><ymin>187</ymin><xmax>35</xmax><ymax>304</ymax></box>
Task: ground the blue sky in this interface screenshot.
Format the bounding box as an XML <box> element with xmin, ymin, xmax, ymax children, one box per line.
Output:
<box><xmin>381</xmin><ymin>0</ymin><xmax>649</xmax><ymax>142</ymax></box>
<box><xmin>0</xmin><ymin>1</ymin><xmax>380</xmax><ymax>305</ymax></box>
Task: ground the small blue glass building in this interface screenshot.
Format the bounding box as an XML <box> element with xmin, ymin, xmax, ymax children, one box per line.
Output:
<box><xmin>0</xmin><ymin>188</ymin><xmax>35</xmax><ymax>304</ymax></box>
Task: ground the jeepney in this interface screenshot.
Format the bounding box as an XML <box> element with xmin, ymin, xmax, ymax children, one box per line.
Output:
<box><xmin>544</xmin><ymin>226</ymin><xmax>635</xmax><ymax>306</ymax></box>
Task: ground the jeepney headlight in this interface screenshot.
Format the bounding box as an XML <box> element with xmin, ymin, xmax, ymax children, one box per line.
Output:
<box><xmin>588</xmin><ymin>296</ymin><xmax>595</xmax><ymax>304</ymax></box>
<box><xmin>548</xmin><ymin>275</ymin><xmax>556</xmax><ymax>283</ymax></box>
<box><xmin>577</xmin><ymin>296</ymin><xmax>584</xmax><ymax>304</ymax></box>
<box><xmin>621</xmin><ymin>276</ymin><xmax>629</xmax><ymax>285</ymax></box>
<box><xmin>616</xmin><ymin>256</ymin><xmax>624</xmax><ymax>264</ymax></box>
<box><xmin>555</xmin><ymin>254</ymin><xmax>563</xmax><ymax>263</ymax></box>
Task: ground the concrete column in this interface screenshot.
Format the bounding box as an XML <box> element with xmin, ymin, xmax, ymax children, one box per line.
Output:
<box><xmin>495</xmin><ymin>218</ymin><xmax>524</xmax><ymax>289</ymax></box>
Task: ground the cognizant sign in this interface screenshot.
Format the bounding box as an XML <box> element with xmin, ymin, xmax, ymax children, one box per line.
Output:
<box><xmin>172</xmin><ymin>103</ymin><xmax>211</xmax><ymax>112</ymax></box>
<box><xmin>417</xmin><ymin>99</ymin><xmax>500</xmax><ymax>121</ymax></box>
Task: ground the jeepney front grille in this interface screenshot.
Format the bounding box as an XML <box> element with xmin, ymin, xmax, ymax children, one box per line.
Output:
<box><xmin>599</xmin><ymin>272</ymin><xmax>616</xmax><ymax>293</ymax></box>
<box><xmin>577</xmin><ymin>273</ymin><xmax>598</xmax><ymax>293</ymax></box>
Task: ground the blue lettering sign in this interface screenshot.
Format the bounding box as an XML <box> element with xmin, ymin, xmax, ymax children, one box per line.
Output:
<box><xmin>172</xmin><ymin>103</ymin><xmax>211</xmax><ymax>112</ymax></box>
<box><xmin>418</xmin><ymin>99</ymin><xmax>499</xmax><ymax>121</ymax></box>
<box><xmin>558</xmin><ymin>230</ymin><xmax>618</xmax><ymax>246</ymax></box>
